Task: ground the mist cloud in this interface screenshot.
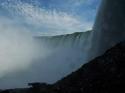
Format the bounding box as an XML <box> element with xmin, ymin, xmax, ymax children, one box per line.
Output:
<box><xmin>0</xmin><ymin>0</ymin><xmax>94</xmax><ymax>89</ymax></box>
<box><xmin>0</xmin><ymin>17</ymin><xmax>39</xmax><ymax>77</ymax></box>
<box><xmin>0</xmin><ymin>16</ymin><xmax>88</xmax><ymax>89</ymax></box>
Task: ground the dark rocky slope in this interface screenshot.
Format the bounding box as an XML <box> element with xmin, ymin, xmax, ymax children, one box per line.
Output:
<box><xmin>1</xmin><ymin>41</ymin><xmax>125</xmax><ymax>93</ymax></box>
<box><xmin>52</xmin><ymin>42</ymin><xmax>125</xmax><ymax>93</ymax></box>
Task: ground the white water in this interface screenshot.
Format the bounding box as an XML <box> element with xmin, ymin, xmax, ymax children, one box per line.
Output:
<box><xmin>0</xmin><ymin>29</ymin><xmax>91</xmax><ymax>89</ymax></box>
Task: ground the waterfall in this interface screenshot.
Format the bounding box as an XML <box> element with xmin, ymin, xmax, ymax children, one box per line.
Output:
<box><xmin>87</xmin><ymin>0</ymin><xmax>125</xmax><ymax>60</ymax></box>
<box><xmin>0</xmin><ymin>31</ymin><xmax>91</xmax><ymax>89</ymax></box>
<box><xmin>35</xmin><ymin>31</ymin><xmax>91</xmax><ymax>49</ymax></box>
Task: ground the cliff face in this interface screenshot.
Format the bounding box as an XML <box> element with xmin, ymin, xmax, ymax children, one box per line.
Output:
<box><xmin>88</xmin><ymin>0</ymin><xmax>125</xmax><ymax>60</ymax></box>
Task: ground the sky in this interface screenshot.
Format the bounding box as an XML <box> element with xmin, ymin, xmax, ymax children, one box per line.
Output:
<box><xmin>0</xmin><ymin>0</ymin><xmax>101</xmax><ymax>36</ymax></box>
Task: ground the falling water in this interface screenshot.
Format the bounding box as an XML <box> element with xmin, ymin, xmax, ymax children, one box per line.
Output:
<box><xmin>87</xmin><ymin>0</ymin><xmax>125</xmax><ymax>60</ymax></box>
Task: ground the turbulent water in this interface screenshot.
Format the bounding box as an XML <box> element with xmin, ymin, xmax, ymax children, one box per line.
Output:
<box><xmin>0</xmin><ymin>31</ymin><xmax>91</xmax><ymax>89</ymax></box>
